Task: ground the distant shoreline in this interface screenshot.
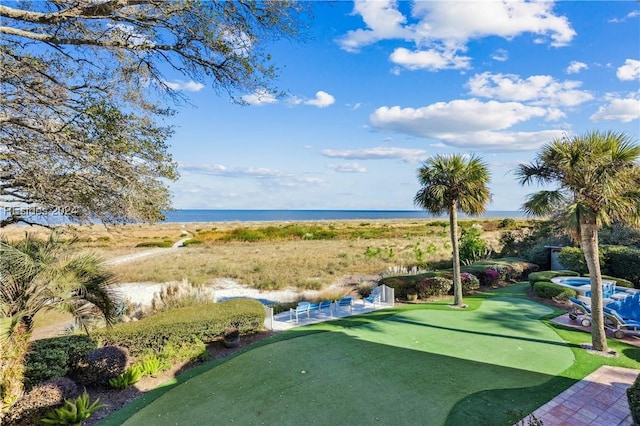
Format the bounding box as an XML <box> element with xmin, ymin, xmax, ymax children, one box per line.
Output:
<box><xmin>161</xmin><ymin>209</ymin><xmax>526</xmax><ymax>224</ymax></box>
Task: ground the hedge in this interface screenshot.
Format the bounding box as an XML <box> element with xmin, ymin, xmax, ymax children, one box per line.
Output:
<box><xmin>94</xmin><ymin>298</ymin><xmax>265</xmax><ymax>356</ymax></box>
<box><xmin>380</xmin><ymin>271</ymin><xmax>452</xmax><ymax>299</ymax></box>
<box><xmin>533</xmin><ymin>281</ymin><xmax>578</xmax><ymax>300</ymax></box>
<box><xmin>628</xmin><ymin>373</ymin><xmax>640</xmax><ymax>425</ymax></box>
<box><xmin>527</xmin><ymin>270</ymin><xmax>579</xmax><ymax>287</ymax></box>
<box><xmin>604</xmin><ymin>245</ymin><xmax>640</xmax><ymax>287</ymax></box>
<box><xmin>24</xmin><ymin>335</ymin><xmax>97</xmax><ymax>391</ymax></box>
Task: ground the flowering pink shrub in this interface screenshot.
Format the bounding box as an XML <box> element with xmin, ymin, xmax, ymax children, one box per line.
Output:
<box><xmin>483</xmin><ymin>268</ymin><xmax>500</xmax><ymax>286</ymax></box>
<box><xmin>460</xmin><ymin>273</ymin><xmax>480</xmax><ymax>294</ymax></box>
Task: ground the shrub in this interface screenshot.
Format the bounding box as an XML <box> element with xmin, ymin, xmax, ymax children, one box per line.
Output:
<box><xmin>558</xmin><ymin>247</ymin><xmax>606</xmax><ymax>274</ymax></box>
<box><xmin>24</xmin><ymin>335</ymin><xmax>97</xmax><ymax>391</ymax></box>
<box><xmin>135</xmin><ymin>356</ymin><xmax>163</xmax><ymax>377</ymax></box>
<box><xmin>460</xmin><ymin>273</ymin><xmax>480</xmax><ymax>294</ymax></box>
<box><xmin>627</xmin><ymin>373</ymin><xmax>640</xmax><ymax>425</ymax></box>
<box><xmin>415</xmin><ymin>277</ymin><xmax>452</xmax><ymax>299</ymax></box>
<box><xmin>459</xmin><ymin>227</ymin><xmax>488</xmax><ymax>263</ymax></box>
<box><xmin>94</xmin><ymin>299</ymin><xmax>264</xmax><ymax>356</ymax></box>
<box><xmin>533</xmin><ymin>281</ymin><xmax>578</xmax><ymax>300</ymax></box>
<box><xmin>6</xmin><ymin>377</ymin><xmax>79</xmax><ymax>426</ymax></box>
<box><xmin>40</xmin><ymin>390</ymin><xmax>106</xmax><ymax>426</ymax></box>
<box><xmin>74</xmin><ymin>346</ymin><xmax>129</xmax><ymax>387</ymax></box>
<box><xmin>527</xmin><ymin>270</ymin><xmax>579</xmax><ymax>287</ymax></box>
<box><xmin>603</xmin><ymin>245</ymin><xmax>640</xmax><ymax>287</ymax></box>
<box><xmin>482</xmin><ymin>268</ymin><xmax>500</xmax><ymax>286</ymax></box>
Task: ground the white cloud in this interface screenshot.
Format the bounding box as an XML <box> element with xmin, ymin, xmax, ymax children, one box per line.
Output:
<box><xmin>566</xmin><ymin>61</ymin><xmax>588</xmax><ymax>74</ymax></box>
<box><xmin>336</xmin><ymin>0</ymin><xmax>413</xmax><ymax>52</ymax></box>
<box><xmin>320</xmin><ymin>147</ymin><xmax>427</xmax><ymax>163</ymax></box>
<box><xmin>390</xmin><ymin>46</ymin><xmax>471</xmax><ymax>71</ymax></box>
<box><xmin>327</xmin><ymin>162</ymin><xmax>368</xmax><ymax>173</ymax></box>
<box><xmin>369</xmin><ymin>99</ymin><xmax>570</xmax><ymax>152</ymax></box>
<box><xmin>491</xmin><ymin>48</ymin><xmax>509</xmax><ymax>62</ymax></box>
<box><xmin>608</xmin><ymin>10</ymin><xmax>640</xmax><ymax>23</ymax></box>
<box><xmin>178</xmin><ymin>163</ymin><xmax>324</xmax><ymax>187</ymax></box>
<box><xmin>242</xmin><ymin>89</ymin><xmax>278</xmax><ymax>105</ymax></box>
<box><xmin>467</xmin><ymin>72</ymin><xmax>593</xmax><ymax>107</ymax></box>
<box><xmin>590</xmin><ymin>92</ymin><xmax>640</xmax><ymax>123</ymax></box>
<box><xmin>371</xmin><ymin>99</ymin><xmax>548</xmax><ymax>135</ymax></box>
<box><xmin>304</xmin><ymin>91</ymin><xmax>336</xmax><ymax>108</ymax></box>
<box><xmin>617</xmin><ymin>59</ymin><xmax>640</xmax><ymax>81</ymax></box>
<box><xmin>339</xmin><ymin>1</ymin><xmax>575</xmax><ymax>71</ymax></box>
<box><xmin>163</xmin><ymin>80</ymin><xmax>205</xmax><ymax>92</ymax></box>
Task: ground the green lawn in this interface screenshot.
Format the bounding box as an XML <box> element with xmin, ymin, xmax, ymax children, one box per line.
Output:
<box><xmin>100</xmin><ymin>284</ymin><xmax>640</xmax><ymax>425</ymax></box>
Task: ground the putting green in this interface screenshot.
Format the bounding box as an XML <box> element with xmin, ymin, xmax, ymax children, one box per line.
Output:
<box><xmin>113</xmin><ymin>297</ymin><xmax>574</xmax><ymax>425</ymax></box>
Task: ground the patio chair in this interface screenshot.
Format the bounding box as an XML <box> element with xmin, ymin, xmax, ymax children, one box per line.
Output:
<box><xmin>289</xmin><ymin>302</ymin><xmax>311</xmax><ymax>323</ymax></box>
<box><xmin>568</xmin><ymin>297</ymin><xmax>592</xmax><ymax>327</ymax></box>
<box><xmin>362</xmin><ymin>288</ymin><xmax>382</xmax><ymax>308</ymax></box>
<box><xmin>603</xmin><ymin>307</ymin><xmax>640</xmax><ymax>339</ymax></box>
<box><xmin>318</xmin><ymin>300</ymin><xmax>332</xmax><ymax>316</ymax></box>
<box><xmin>335</xmin><ymin>296</ymin><xmax>353</xmax><ymax>313</ymax></box>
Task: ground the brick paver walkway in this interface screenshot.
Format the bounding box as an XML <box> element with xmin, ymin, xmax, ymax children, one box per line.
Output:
<box><xmin>524</xmin><ymin>365</ymin><xmax>637</xmax><ymax>425</ymax></box>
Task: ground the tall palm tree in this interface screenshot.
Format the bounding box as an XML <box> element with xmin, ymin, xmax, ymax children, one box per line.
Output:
<box><xmin>0</xmin><ymin>233</ymin><xmax>120</xmax><ymax>415</ymax></box>
<box><xmin>415</xmin><ymin>154</ymin><xmax>491</xmax><ymax>307</ymax></box>
<box><xmin>516</xmin><ymin>130</ymin><xmax>640</xmax><ymax>353</ymax></box>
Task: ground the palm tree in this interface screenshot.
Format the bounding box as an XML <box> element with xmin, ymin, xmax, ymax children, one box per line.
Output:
<box><xmin>0</xmin><ymin>233</ymin><xmax>120</xmax><ymax>416</ymax></box>
<box><xmin>415</xmin><ymin>154</ymin><xmax>491</xmax><ymax>307</ymax></box>
<box><xmin>516</xmin><ymin>130</ymin><xmax>640</xmax><ymax>353</ymax></box>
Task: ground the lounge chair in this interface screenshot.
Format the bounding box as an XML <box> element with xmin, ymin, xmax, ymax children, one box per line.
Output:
<box><xmin>289</xmin><ymin>302</ymin><xmax>311</xmax><ymax>323</ymax></box>
<box><xmin>603</xmin><ymin>307</ymin><xmax>640</xmax><ymax>339</ymax></box>
<box><xmin>568</xmin><ymin>297</ymin><xmax>591</xmax><ymax>327</ymax></box>
<box><xmin>335</xmin><ymin>296</ymin><xmax>353</xmax><ymax>313</ymax></box>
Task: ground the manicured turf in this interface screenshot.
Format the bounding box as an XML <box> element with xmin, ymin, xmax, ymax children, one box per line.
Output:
<box><xmin>105</xmin><ymin>286</ymin><xmax>583</xmax><ymax>425</ymax></box>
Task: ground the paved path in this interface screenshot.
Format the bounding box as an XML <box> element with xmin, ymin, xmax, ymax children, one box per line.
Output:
<box><xmin>525</xmin><ymin>365</ymin><xmax>637</xmax><ymax>425</ymax></box>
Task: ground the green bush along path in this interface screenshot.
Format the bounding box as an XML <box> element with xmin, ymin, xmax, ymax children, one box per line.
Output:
<box><xmin>103</xmin><ymin>285</ymin><xmax>619</xmax><ymax>425</ymax></box>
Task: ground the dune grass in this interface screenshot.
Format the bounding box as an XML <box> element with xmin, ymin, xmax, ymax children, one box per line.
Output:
<box><xmin>98</xmin><ymin>283</ymin><xmax>640</xmax><ymax>426</ymax></box>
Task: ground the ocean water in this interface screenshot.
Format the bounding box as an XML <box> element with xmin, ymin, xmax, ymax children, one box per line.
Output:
<box><xmin>162</xmin><ymin>209</ymin><xmax>525</xmax><ymax>223</ymax></box>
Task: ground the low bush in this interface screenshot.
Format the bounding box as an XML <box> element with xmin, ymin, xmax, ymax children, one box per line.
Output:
<box><xmin>460</xmin><ymin>273</ymin><xmax>480</xmax><ymax>294</ymax></box>
<box><xmin>24</xmin><ymin>335</ymin><xmax>97</xmax><ymax>391</ymax></box>
<box><xmin>380</xmin><ymin>272</ymin><xmax>451</xmax><ymax>299</ymax></box>
<box><xmin>6</xmin><ymin>377</ymin><xmax>79</xmax><ymax>426</ymax></box>
<box><xmin>627</xmin><ymin>373</ymin><xmax>640</xmax><ymax>425</ymax></box>
<box><xmin>74</xmin><ymin>346</ymin><xmax>129</xmax><ymax>387</ymax></box>
<box><xmin>415</xmin><ymin>276</ymin><xmax>452</xmax><ymax>299</ymax></box>
<box><xmin>135</xmin><ymin>240</ymin><xmax>174</xmax><ymax>248</ymax></box>
<box><xmin>527</xmin><ymin>270</ymin><xmax>579</xmax><ymax>287</ymax></box>
<box><xmin>533</xmin><ymin>281</ymin><xmax>578</xmax><ymax>300</ymax></box>
<box><xmin>94</xmin><ymin>298</ymin><xmax>265</xmax><ymax>356</ymax></box>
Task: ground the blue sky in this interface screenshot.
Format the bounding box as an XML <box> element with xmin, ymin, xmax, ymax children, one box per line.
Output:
<box><xmin>165</xmin><ymin>1</ymin><xmax>639</xmax><ymax>211</ymax></box>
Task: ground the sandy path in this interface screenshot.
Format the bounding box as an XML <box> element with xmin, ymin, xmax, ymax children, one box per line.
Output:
<box><xmin>104</xmin><ymin>237</ymin><xmax>191</xmax><ymax>266</ymax></box>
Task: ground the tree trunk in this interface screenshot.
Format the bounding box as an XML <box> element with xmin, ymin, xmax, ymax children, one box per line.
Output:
<box><xmin>449</xmin><ymin>203</ymin><xmax>463</xmax><ymax>306</ymax></box>
<box><xmin>581</xmin><ymin>220</ymin><xmax>608</xmax><ymax>352</ymax></box>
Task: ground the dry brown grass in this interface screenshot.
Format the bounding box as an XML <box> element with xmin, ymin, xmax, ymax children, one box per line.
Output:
<box><xmin>2</xmin><ymin>219</ymin><xmax>509</xmax><ymax>291</ymax></box>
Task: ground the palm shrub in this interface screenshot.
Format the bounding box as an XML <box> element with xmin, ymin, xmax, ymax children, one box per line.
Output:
<box><xmin>0</xmin><ymin>233</ymin><xmax>119</xmax><ymax>416</ymax></box>
<box><xmin>627</xmin><ymin>373</ymin><xmax>640</xmax><ymax>424</ymax></box>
